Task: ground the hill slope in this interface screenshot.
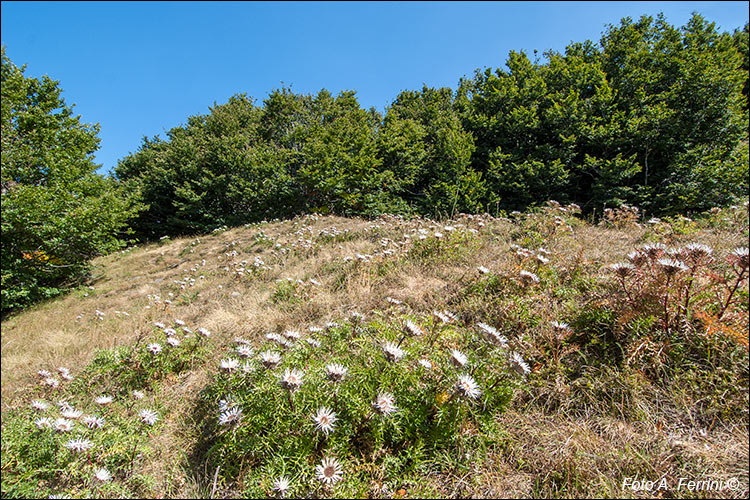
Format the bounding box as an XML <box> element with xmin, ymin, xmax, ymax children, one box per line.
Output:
<box><xmin>2</xmin><ymin>203</ymin><xmax>748</xmax><ymax>498</ymax></box>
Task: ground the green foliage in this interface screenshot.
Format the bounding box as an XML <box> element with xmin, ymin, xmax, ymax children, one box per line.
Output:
<box><xmin>194</xmin><ymin>315</ymin><xmax>515</xmax><ymax>495</ymax></box>
<box><xmin>1</xmin><ymin>47</ymin><xmax>144</xmax><ymax>314</ymax></box>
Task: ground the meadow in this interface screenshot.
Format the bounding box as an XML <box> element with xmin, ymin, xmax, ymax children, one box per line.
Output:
<box><xmin>1</xmin><ymin>200</ymin><xmax>748</xmax><ymax>499</ymax></box>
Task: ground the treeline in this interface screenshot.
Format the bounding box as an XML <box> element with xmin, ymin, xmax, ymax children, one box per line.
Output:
<box><xmin>116</xmin><ymin>13</ymin><xmax>749</xmax><ymax>238</ymax></box>
<box><xmin>1</xmin><ymin>13</ymin><xmax>748</xmax><ymax>314</ymax></box>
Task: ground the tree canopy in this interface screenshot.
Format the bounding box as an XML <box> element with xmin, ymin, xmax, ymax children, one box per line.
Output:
<box><xmin>1</xmin><ymin>46</ymin><xmax>143</xmax><ymax>314</ymax></box>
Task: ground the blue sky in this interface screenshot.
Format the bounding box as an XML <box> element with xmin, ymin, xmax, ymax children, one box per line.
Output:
<box><xmin>2</xmin><ymin>1</ymin><xmax>748</xmax><ymax>175</ymax></box>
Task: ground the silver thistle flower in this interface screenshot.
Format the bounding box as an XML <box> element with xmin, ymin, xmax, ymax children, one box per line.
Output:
<box><xmin>316</xmin><ymin>456</ymin><xmax>343</xmax><ymax>484</ymax></box>
<box><xmin>454</xmin><ymin>374</ymin><xmax>481</xmax><ymax>400</ymax></box>
<box><xmin>372</xmin><ymin>392</ymin><xmax>398</xmax><ymax>416</ymax></box>
<box><xmin>312</xmin><ymin>406</ymin><xmax>337</xmax><ymax>435</ymax></box>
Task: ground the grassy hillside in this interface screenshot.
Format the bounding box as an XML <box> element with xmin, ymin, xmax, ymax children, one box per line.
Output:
<box><xmin>1</xmin><ymin>201</ymin><xmax>748</xmax><ymax>499</ymax></box>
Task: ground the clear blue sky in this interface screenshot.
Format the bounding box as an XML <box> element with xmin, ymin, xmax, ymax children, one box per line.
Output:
<box><xmin>2</xmin><ymin>1</ymin><xmax>748</xmax><ymax>175</ymax></box>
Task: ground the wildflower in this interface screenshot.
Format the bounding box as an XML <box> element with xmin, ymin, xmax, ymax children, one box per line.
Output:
<box><xmin>61</xmin><ymin>409</ymin><xmax>83</xmax><ymax>420</ymax></box>
<box><xmin>610</xmin><ymin>262</ymin><xmax>636</xmax><ymax>278</ymax></box>
<box><xmin>535</xmin><ymin>254</ymin><xmax>550</xmax><ymax>265</ymax></box>
<box><xmin>477</xmin><ymin>266</ymin><xmax>490</xmax><ymax>275</ymax></box>
<box><xmin>627</xmin><ymin>250</ymin><xmax>648</xmax><ymax>267</ymax></box>
<box><xmin>94</xmin><ymin>468</ymin><xmax>112</xmax><ymax>482</ymax></box>
<box><xmin>404</xmin><ymin>320</ymin><xmax>425</xmax><ymax>337</ymax></box>
<box><xmin>95</xmin><ymin>395</ymin><xmax>113</xmax><ymax>405</ymax></box>
<box><xmin>372</xmin><ymin>392</ymin><xmax>398</xmax><ymax>416</ymax></box>
<box><xmin>234</xmin><ymin>336</ymin><xmax>251</xmax><ymax>345</ymax></box>
<box><xmin>642</xmin><ymin>243</ymin><xmax>666</xmax><ymax>260</ymax></box>
<box><xmin>59</xmin><ymin>370</ymin><xmax>74</xmax><ymax>382</ymax></box>
<box><xmin>43</xmin><ymin>377</ymin><xmax>60</xmax><ymax>388</ymax></box>
<box><xmin>35</xmin><ymin>417</ymin><xmax>53</xmax><ymax>429</ymax></box>
<box><xmin>279</xmin><ymin>368</ymin><xmax>304</xmax><ymax>393</ymax></box>
<box><xmin>147</xmin><ymin>343</ymin><xmax>163</xmax><ymax>354</ymax></box>
<box><xmin>325</xmin><ymin>321</ymin><xmax>339</xmax><ymax>329</ymax></box>
<box><xmin>64</xmin><ymin>438</ymin><xmax>94</xmax><ymax>452</ymax></box>
<box><xmin>519</xmin><ymin>270</ymin><xmax>540</xmax><ymax>285</ymax></box>
<box><xmin>305</xmin><ymin>337</ymin><xmax>321</xmax><ymax>348</ymax></box>
<box><xmin>166</xmin><ymin>336</ymin><xmax>181</xmax><ymax>347</ymax></box>
<box><xmin>350</xmin><ymin>311</ymin><xmax>365</xmax><ymax>322</ymax></box>
<box><xmin>174</xmin><ymin>319</ymin><xmax>185</xmax><ymax>326</ymax></box>
<box><xmin>220</xmin><ymin>358</ymin><xmax>240</xmax><ymax>372</ymax></box>
<box><xmin>316</xmin><ymin>457</ymin><xmax>344</xmax><ymax>485</ymax></box>
<box><xmin>683</xmin><ymin>243</ymin><xmax>713</xmax><ymax>263</ymax></box>
<box><xmin>326</xmin><ymin>363</ymin><xmax>348</xmax><ymax>382</ymax></box>
<box><xmin>273</xmin><ymin>476</ymin><xmax>291</xmax><ymax>496</ymax></box>
<box><xmin>418</xmin><ymin>359</ymin><xmax>433</xmax><ymax>369</ymax></box>
<box><xmin>82</xmin><ymin>415</ymin><xmax>106</xmax><ymax>429</ymax></box>
<box><xmin>236</xmin><ymin>344</ymin><xmax>254</xmax><ymax>358</ymax></box>
<box><xmin>198</xmin><ymin>327</ymin><xmax>212</xmax><ymax>337</ymax></box>
<box><xmin>132</xmin><ymin>390</ymin><xmax>145</xmax><ymax>400</ymax></box>
<box><xmin>218</xmin><ymin>406</ymin><xmax>243</xmax><ymax>426</ymax></box>
<box><xmin>57</xmin><ymin>400</ymin><xmax>73</xmax><ymax>411</ymax></box>
<box><xmin>31</xmin><ymin>400</ymin><xmax>49</xmax><ymax>411</ymax></box>
<box><xmin>283</xmin><ymin>330</ymin><xmax>302</xmax><ymax>341</ymax></box>
<box><xmin>154</xmin><ymin>322</ymin><xmax>166</xmax><ymax>329</ymax></box>
<box><xmin>386</xmin><ymin>296</ymin><xmax>402</xmax><ymax>305</ymax></box>
<box><xmin>260</xmin><ymin>351</ymin><xmax>282</xmax><ymax>369</ymax></box>
<box><xmin>477</xmin><ymin>322</ymin><xmax>507</xmax><ymax>346</ymax></box>
<box><xmin>657</xmin><ymin>258</ymin><xmax>689</xmax><ymax>276</ymax></box>
<box><xmin>730</xmin><ymin>247</ymin><xmax>749</xmax><ymax>270</ymax></box>
<box><xmin>454</xmin><ymin>374</ymin><xmax>481</xmax><ymax>400</ymax></box>
<box><xmin>509</xmin><ymin>352</ymin><xmax>531</xmax><ymax>376</ymax></box>
<box><xmin>38</xmin><ymin>369</ymin><xmax>52</xmax><ymax>378</ymax></box>
<box><xmin>550</xmin><ymin>321</ymin><xmax>570</xmax><ymax>332</ymax></box>
<box><xmin>164</xmin><ymin>327</ymin><xmax>177</xmax><ymax>337</ymax></box>
<box><xmin>54</xmin><ymin>418</ymin><xmax>75</xmax><ymax>432</ymax></box>
<box><xmin>450</xmin><ymin>349</ymin><xmax>468</xmax><ymax>367</ymax></box>
<box><xmin>138</xmin><ymin>409</ymin><xmax>159</xmax><ymax>425</ymax></box>
<box><xmin>381</xmin><ymin>341</ymin><xmax>405</xmax><ymax>362</ymax></box>
<box><xmin>312</xmin><ymin>406</ymin><xmax>337</xmax><ymax>435</ymax></box>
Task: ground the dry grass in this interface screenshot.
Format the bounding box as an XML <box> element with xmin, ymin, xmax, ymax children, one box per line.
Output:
<box><xmin>2</xmin><ymin>208</ymin><xmax>748</xmax><ymax>498</ymax></box>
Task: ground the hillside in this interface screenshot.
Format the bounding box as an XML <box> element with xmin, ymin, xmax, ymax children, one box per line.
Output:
<box><xmin>1</xmin><ymin>202</ymin><xmax>748</xmax><ymax>499</ymax></box>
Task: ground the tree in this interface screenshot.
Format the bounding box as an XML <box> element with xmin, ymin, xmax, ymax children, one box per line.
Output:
<box><xmin>1</xmin><ymin>46</ymin><xmax>143</xmax><ymax>314</ymax></box>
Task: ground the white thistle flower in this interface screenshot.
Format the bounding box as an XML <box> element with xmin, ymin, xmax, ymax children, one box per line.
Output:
<box><xmin>164</xmin><ymin>327</ymin><xmax>177</xmax><ymax>337</ymax></box>
<box><xmin>95</xmin><ymin>395</ymin><xmax>113</xmax><ymax>405</ymax></box>
<box><xmin>38</xmin><ymin>369</ymin><xmax>52</xmax><ymax>378</ymax></box>
<box><xmin>372</xmin><ymin>392</ymin><xmax>398</xmax><ymax>415</ymax></box>
<box><xmin>138</xmin><ymin>408</ymin><xmax>159</xmax><ymax>425</ymax></box>
<box><xmin>449</xmin><ymin>349</ymin><xmax>468</xmax><ymax>367</ymax></box>
<box><xmin>174</xmin><ymin>319</ymin><xmax>185</xmax><ymax>326</ymax></box>
<box><xmin>657</xmin><ymin>258</ymin><xmax>689</xmax><ymax>276</ymax></box>
<box><xmin>153</xmin><ymin>322</ymin><xmax>166</xmax><ymax>329</ymax></box>
<box><xmin>477</xmin><ymin>266</ymin><xmax>490</xmax><ymax>274</ymax></box>
<box><xmin>236</xmin><ymin>344</ymin><xmax>254</xmax><ymax>358</ymax></box>
<box><xmin>316</xmin><ymin>456</ymin><xmax>343</xmax><ymax>484</ymax></box>
<box><xmin>260</xmin><ymin>350</ymin><xmax>282</xmax><ymax>369</ymax></box>
<box><xmin>305</xmin><ymin>337</ymin><xmax>322</xmax><ymax>348</ymax></box>
<box><xmin>31</xmin><ymin>400</ymin><xmax>49</xmax><ymax>411</ymax></box>
<box><xmin>64</xmin><ymin>438</ymin><xmax>94</xmax><ymax>452</ymax></box>
<box><xmin>382</xmin><ymin>341</ymin><xmax>404</xmax><ymax>362</ymax></box>
<box><xmin>404</xmin><ymin>320</ymin><xmax>425</xmax><ymax>337</ymax></box>
<box><xmin>477</xmin><ymin>322</ymin><xmax>507</xmax><ymax>346</ymax></box>
<box><xmin>43</xmin><ymin>377</ymin><xmax>60</xmax><ymax>388</ymax></box>
<box><xmin>519</xmin><ymin>270</ymin><xmax>540</xmax><ymax>285</ymax></box>
<box><xmin>166</xmin><ymin>336</ymin><xmax>181</xmax><ymax>347</ymax></box>
<box><xmin>283</xmin><ymin>330</ymin><xmax>301</xmax><ymax>341</ymax></box>
<box><xmin>417</xmin><ymin>359</ymin><xmax>433</xmax><ymax>369</ymax></box>
<box><xmin>279</xmin><ymin>368</ymin><xmax>304</xmax><ymax>393</ymax></box>
<box><xmin>312</xmin><ymin>406</ymin><xmax>337</xmax><ymax>435</ymax></box>
<box><xmin>454</xmin><ymin>374</ymin><xmax>481</xmax><ymax>400</ymax></box>
<box><xmin>82</xmin><ymin>415</ymin><xmax>106</xmax><ymax>429</ymax></box>
<box><xmin>54</xmin><ymin>418</ymin><xmax>75</xmax><ymax>432</ymax></box>
<box><xmin>509</xmin><ymin>352</ymin><xmax>531</xmax><ymax>376</ymax></box>
<box><xmin>220</xmin><ymin>358</ymin><xmax>240</xmax><ymax>372</ymax></box>
<box><xmin>147</xmin><ymin>343</ymin><xmax>163</xmax><ymax>354</ymax></box>
<box><xmin>326</xmin><ymin>363</ymin><xmax>348</xmax><ymax>382</ymax></box>
<box><xmin>61</xmin><ymin>408</ymin><xmax>83</xmax><ymax>420</ymax></box>
<box><xmin>94</xmin><ymin>467</ymin><xmax>112</xmax><ymax>482</ymax></box>
<box><xmin>198</xmin><ymin>327</ymin><xmax>212</xmax><ymax>337</ymax></box>
<box><xmin>273</xmin><ymin>476</ymin><xmax>291</xmax><ymax>496</ymax></box>
<box><xmin>132</xmin><ymin>390</ymin><xmax>145</xmax><ymax>400</ymax></box>
<box><xmin>35</xmin><ymin>417</ymin><xmax>53</xmax><ymax>429</ymax></box>
<box><xmin>218</xmin><ymin>406</ymin><xmax>243</xmax><ymax>426</ymax></box>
